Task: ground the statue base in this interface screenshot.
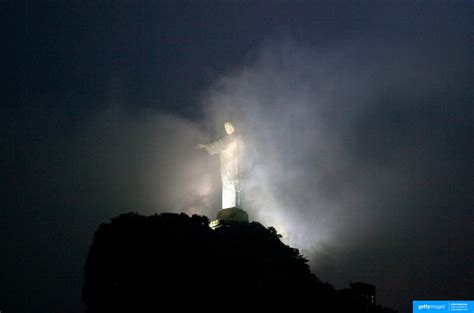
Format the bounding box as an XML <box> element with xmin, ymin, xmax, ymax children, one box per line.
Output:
<box><xmin>209</xmin><ymin>207</ymin><xmax>249</xmax><ymax>230</ymax></box>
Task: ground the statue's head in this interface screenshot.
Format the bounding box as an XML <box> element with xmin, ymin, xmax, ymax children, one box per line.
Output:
<box><xmin>224</xmin><ymin>122</ymin><xmax>235</xmax><ymax>134</ymax></box>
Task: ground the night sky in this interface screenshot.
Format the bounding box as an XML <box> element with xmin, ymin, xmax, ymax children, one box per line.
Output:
<box><xmin>1</xmin><ymin>1</ymin><xmax>473</xmax><ymax>313</ymax></box>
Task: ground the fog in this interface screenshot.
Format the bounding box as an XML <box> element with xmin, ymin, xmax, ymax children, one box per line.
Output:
<box><xmin>199</xmin><ymin>39</ymin><xmax>472</xmax><ymax>301</ymax></box>
<box><xmin>2</xmin><ymin>3</ymin><xmax>472</xmax><ymax>312</ymax></box>
<box><xmin>32</xmin><ymin>39</ymin><xmax>469</xmax><ymax>310</ymax></box>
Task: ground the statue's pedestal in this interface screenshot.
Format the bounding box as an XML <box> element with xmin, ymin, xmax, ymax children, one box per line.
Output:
<box><xmin>209</xmin><ymin>207</ymin><xmax>249</xmax><ymax>229</ymax></box>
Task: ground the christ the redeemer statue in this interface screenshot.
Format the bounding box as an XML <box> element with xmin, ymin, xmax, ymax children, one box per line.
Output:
<box><xmin>197</xmin><ymin>122</ymin><xmax>242</xmax><ymax>209</ymax></box>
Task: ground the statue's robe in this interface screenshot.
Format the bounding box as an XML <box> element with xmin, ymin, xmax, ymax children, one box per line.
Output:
<box><xmin>204</xmin><ymin>134</ymin><xmax>241</xmax><ymax>209</ymax></box>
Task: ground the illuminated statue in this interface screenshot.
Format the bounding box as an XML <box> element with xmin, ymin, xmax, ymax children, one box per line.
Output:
<box><xmin>197</xmin><ymin>122</ymin><xmax>242</xmax><ymax>209</ymax></box>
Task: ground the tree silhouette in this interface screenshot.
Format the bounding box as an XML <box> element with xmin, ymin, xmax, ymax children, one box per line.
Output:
<box><xmin>83</xmin><ymin>212</ymin><xmax>396</xmax><ymax>312</ymax></box>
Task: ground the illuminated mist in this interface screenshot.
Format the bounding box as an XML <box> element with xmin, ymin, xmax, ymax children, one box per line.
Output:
<box><xmin>198</xmin><ymin>38</ymin><xmax>472</xmax><ymax>305</ymax></box>
<box><xmin>51</xmin><ymin>40</ymin><xmax>470</xmax><ymax>303</ymax></box>
<box><xmin>196</xmin><ymin>40</ymin><xmax>469</xmax><ymax>302</ymax></box>
<box><xmin>5</xmin><ymin>37</ymin><xmax>470</xmax><ymax>313</ymax></box>
<box><xmin>2</xmin><ymin>3</ymin><xmax>472</xmax><ymax>313</ymax></box>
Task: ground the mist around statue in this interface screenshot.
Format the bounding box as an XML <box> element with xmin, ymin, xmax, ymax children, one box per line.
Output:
<box><xmin>3</xmin><ymin>4</ymin><xmax>471</xmax><ymax>312</ymax></box>
<box><xmin>83</xmin><ymin>119</ymin><xmax>397</xmax><ymax>312</ymax></box>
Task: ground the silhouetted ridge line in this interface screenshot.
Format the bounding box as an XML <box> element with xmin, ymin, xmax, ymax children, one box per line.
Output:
<box><xmin>83</xmin><ymin>212</ymin><xmax>396</xmax><ymax>312</ymax></box>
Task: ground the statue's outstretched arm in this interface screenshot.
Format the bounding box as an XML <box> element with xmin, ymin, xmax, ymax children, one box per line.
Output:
<box><xmin>196</xmin><ymin>136</ymin><xmax>226</xmax><ymax>155</ymax></box>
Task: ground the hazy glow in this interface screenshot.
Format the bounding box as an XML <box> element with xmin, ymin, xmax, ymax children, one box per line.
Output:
<box><xmin>41</xmin><ymin>38</ymin><xmax>469</xmax><ymax>310</ymax></box>
<box><xmin>197</xmin><ymin>178</ymin><xmax>212</xmax><ymax>197</ymax></box>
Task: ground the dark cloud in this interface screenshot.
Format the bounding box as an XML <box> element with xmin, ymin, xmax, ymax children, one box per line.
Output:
<box><xmin>1</xmin><ymin>2</ymin><xmax>472</xmax><ymax>313</ymax></box>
